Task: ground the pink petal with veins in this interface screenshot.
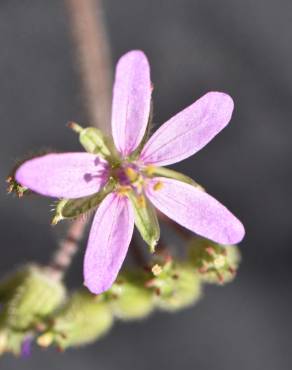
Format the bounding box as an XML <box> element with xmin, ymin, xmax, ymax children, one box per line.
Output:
<box><xmin>140</xmin><ymin>92</ymin><xmax>234</xmax><ymax>166</ymax></box>
<box><xmin>145</xmin><ymin>177</ymin><xmax>244</xmax><ymax>245</ymax></box>
<box><xmin>84</xmin><ymin>192</ymin><xmax>134</xmax><ymax>294</ymax></box>
<box><xmin>111</xmin><ymin>50</ymin><xmax>152</xmax><ymax>156</ymax></box>
<box><xmin>15</xmin><ymin>153</ymin><xmax>108</xmax><ymax>199</ymax></box>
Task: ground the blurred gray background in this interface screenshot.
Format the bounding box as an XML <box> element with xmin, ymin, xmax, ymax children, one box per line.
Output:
<box><xmin>0</xmin><ymin>0</ymin><xmax>291</xmax><ymax>369</ymax></box>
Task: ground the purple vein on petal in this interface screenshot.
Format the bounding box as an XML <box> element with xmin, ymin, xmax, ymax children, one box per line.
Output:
<box><xmin>140</xmin><ymin>92</ymin><xmax>234</xmax><ymax>166</ymax></box>
<box><xmin>111</xmin><ymin>50</ymin><xmax>152</xmax><ymax>156</ymax></box>
<box><xmin>83</xmin><ymin>192</ymin><xmax>134</xmax><ymax>294</ymax></box>
<box><xmin>15</xmin><ymin>153</ymin><xmax>109</xmax><ymax>199</ymax></box>
<box><xmin>145</xmin><ymin>177</ymin><xmax>245</xmax><ymax>245</ymax></box>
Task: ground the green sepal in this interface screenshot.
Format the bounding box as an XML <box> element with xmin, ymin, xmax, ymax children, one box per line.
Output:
<box><xmin>147</xmin><ymin>166</ymin><xmax>205</xmax><ymax>191</ymax></box>
<box><xmin>38</xmin><ymin>289</ymin><xmax>113</xmax><ymax>349</ymax></box>
<box><xmin>128</xmin><ymin>191</ymin><xmax>160</xmax><ymax>253</ymax></box>
<box><xmin>106</xmin><ymin>271</ymin><xmax>154</xmax><ymax>320</ymax></box>
<box><xmin>52</xmin><ymin>179</ymin><xmax>116</xmax><ymax>224</ymax></box>
<box><xmin>71</xmin><ymin>123</ymin><xmax>118</xmax><ymax>161</ymax></box>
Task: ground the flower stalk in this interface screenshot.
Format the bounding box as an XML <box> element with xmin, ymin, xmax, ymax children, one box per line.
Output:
<box><xmin>45</xmin><ymin>0</ymin><xmax>113</xmax><ymax>280</ymax></box>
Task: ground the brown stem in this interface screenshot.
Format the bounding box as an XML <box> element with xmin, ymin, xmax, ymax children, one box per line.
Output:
<box><xmin>47</xmin><ymin>0</ymin><xmax>112</xmax><ymax>280</ymax></box>
<box><xmin>65</xmin><ymin>0</ymin><xmax>112</xmax><ymax>132</ymax></box>
<box><xmin>46</xmin><ymin>218</ymin><xmax>87</xmax><ymax>280</ymax></box>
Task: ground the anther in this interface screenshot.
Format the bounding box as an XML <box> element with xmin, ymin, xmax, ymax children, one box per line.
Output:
<box><xmin>125</xmin><ymin>167</ymin><xmax>139</xmax><ymax>182</ymax></box>
<box><xmin>137</xmin><ymin>195</ymin><xmax>146</xmax><ymax>208</ymax></box>
<box><xmin>152</xmin><ymin>264</ymin><xmax>162</xmax><ymax>276</ymax></box>
<box><xmin>153</xmin><ymin>181</ymin><xmax>163</xmax><ymax>191</ymax></box>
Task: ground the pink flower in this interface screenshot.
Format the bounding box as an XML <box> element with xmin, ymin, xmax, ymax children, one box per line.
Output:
<box><xmin>15</xmin><ymin>50</ymin><xmax>245</xmax><ymax>294</ymax></box>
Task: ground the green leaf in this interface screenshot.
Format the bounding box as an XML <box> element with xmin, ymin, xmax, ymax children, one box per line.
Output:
<box><xmin>52</xmin><ymin>179</ymin><xmax>115</xmax><ymax>224</ymax></box>
<box><xmin>128</xmin><ymin>191</ymin><xmax>160</xmax><ymax>252</ymax></box>
<box><xmin>148</xmin><ymin>166</ymin><xmax>205</xmax><ymax>191</ymax></box>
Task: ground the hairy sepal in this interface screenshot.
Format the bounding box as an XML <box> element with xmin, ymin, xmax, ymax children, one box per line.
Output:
<box><xmin>128</xmin><ymin>191</ymin><xmax>160</xmax><ymax>252</ymax></box>
<box><xmin>52</xmin><ymin>179</ymin><xmax>116</xmax><ymax>224</ymax></box>
<box><xmin>79</xmin><ymin>126</ymin><xmax>118</xmax><ymax>161</ymax></box>
<box><xmin>148</xmin><ymin>166</ymin><xmax>205</xmax><ymax>191</ymax></box>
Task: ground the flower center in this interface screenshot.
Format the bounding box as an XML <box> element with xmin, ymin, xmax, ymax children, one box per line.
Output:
<box><xmin>114</xmin><ymin>163</ymin><xmax>144</xmax><ymax>193</ymax></box>
<box><xmin>111</xmin><ymin>162</ymin><xmax>163</xmax><ymax>200</ymax></box>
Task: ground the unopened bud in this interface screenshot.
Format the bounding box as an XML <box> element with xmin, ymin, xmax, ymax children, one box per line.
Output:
<box><xmin>38</xmin><ymin>289</ymin><xmax>113</xmax><ymax>349</ymax></box>
<box><xmin>0</xmin><ymin>328</ymin><xmax>32</xmax><ymax>357</ymax></box>
<box><xmin>107</xmin><ymin>272</ymin><xmax>154</xmax><ymax>320</ymax></box>
<box><xmin>0</xmin><ymin>265</ymin><xmax>65</xmax><ymax>331</ymax></box>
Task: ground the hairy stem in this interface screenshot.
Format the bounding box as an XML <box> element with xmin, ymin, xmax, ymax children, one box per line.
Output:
<box><xmin>65</xmin><ymin>0</ymin><xmax>112</xmax><ymax>133</ymax></box>
<box><xmin>48</xmin><ymin>0</ymin><xmax>112</xmax><ymax>280</ymax></box>
<box><xmin>46</xmin><ymin>218</ymin><xmax>87</xmax><ymax>281</ymax></box>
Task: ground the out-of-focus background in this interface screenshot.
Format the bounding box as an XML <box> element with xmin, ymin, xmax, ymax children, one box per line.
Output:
<box><xmin>1</xmin><ymin>0</ymin><xmax>291</xmax><ymax>369</ymax></box>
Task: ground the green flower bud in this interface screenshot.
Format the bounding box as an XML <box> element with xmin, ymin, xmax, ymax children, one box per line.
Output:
<box><xmin>188</xmin><ymin>238</ymin><xmax>241</xmax><ymax>284</ymax></box>
<box><xmin>51</xmin><ymin>179</ymin><xmax>116</xmax><ymax>224</ymax></box>
<box><xmin>0</xmin><ymin>267</ymin><xmax>29</xmax><ymax>304</ymax></box>
<box><xmin>0</xmin><ymin>265</ymin><xmax>65</xmax><ymax>331</ymax></box>
<box><xmin>129</xmin><ymin>192</ymin><xmax>160</xmax><ymax>253</ymax></box>
<box><xmin>107</xmin><ymin>271</ymin><xmax>154</xmax><ymax>320</ymax></box>
<box><xmin>0</xmin><ymin>328</ymin><xmax>31</xmax><ymax>357</ymax></box>
<box><xmin>147</xmin><ymin>259</ymin><xmax>202</xmax><ymax>312</ymax></box>
<box><xmin>68</xmin><ymin>122</ymin><xmax>118</xmax><ymax>161</ymax></box>
<box><xmin>38</xmin><ymin>289</ymin><xmax>113</xmax><ymax>349</ymax></box>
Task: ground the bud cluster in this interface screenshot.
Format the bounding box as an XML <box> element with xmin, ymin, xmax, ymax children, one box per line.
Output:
<box><xmin>0</xmin><ymin>237</ymin><xmax>240</xmax><ymax>356</ymax></box>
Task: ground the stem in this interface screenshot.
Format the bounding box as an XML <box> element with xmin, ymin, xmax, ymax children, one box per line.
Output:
<box><xmin>47</xmin><ymin>0</ymin><xmax>112</xmax><ymax>280</ymax></box>
<box><xmin>65</xmin><ymin>0</ymin><xmax>112</xmax><ymax>133</ymax></box>
<box><xmin>46</xmin><ymin>218</ymin><xmax>87</xmax><ymax>281</ymax></box>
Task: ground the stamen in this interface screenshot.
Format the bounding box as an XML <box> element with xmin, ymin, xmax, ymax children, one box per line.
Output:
<box><xmin>152</xmin><ymin>264</ymin><xmax>162</xmax><ymax>276</ymax></box>
<box><xmin>117</xmin><ymin>186</ymin><xmax>131</xmax><ymax>196</ymax></box>
<box><xmin>145</xmin><ymin>165</ymin><xmax>155</xmax><ymax>176</ymax></box>
<box><xmin>153</xmin><ymin>181</ymin><xmax>164</xmax><ymax>191</ymax></box>
<box><xmin>125</xmin><ymin>167</ymin><xmax>139</xmax><ymax>182</ymax></box>
<box><xmin>137</xmin><ymin>194</ymin><xmax>146</xmax><ymax>208</ymax></box>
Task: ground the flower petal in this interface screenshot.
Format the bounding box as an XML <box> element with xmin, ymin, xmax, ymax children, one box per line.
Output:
<box><xmin>15</xmin><ymin>153</ymin><xmax>108</xmax><ymax>199</ymax></box>
<box><xmin>84</xmin><ymin>193</ymin><xmax>134</xmax><ymax>294</ymax></box>
<box><xmin>140</xmin><ymin>92</ymin><xmax>234</xmax><ymax>166</ymax></box>
<box><xmin>145</xmin><ymin>177</ymin><xmax>245</xmax><ymax>245</ymax></box>
<box><xmin>111</xmin><ymin>50</ymin><xmax>152</xmax><ymax>156</ymax></box>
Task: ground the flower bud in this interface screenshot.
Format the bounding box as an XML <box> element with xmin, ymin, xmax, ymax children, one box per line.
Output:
<box><xmin>188</xmin><ymin>237</ymin><xmax>241</xmax><ymax>284</ymax></box>
<box><xmin>107</xmin><ymin>271</ymin><xmax>154</xmax><ymax>320</ymax></box>
<box><xmin>68</xmin><ymin>123</ymin><xmax>118</xmax><ymax>161</ymax></box>
<box><xmin>0</xmin><ymin>328</ymin><xmax>32</xmax><ymax>357</ymax></box>
<box><xmin>147</xmin><ymin>259</ymin><xmax>202</xmax><ymax>312</ymax></box>
<box><xmin>37</xmin><ymin>289</ymin><xmax>113</xmax><ymax>349</ymax></box>
<box><xmin>0</xmin><ymin>265</ymin><xmax>65</xmax><ymax>331</ymax></box>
